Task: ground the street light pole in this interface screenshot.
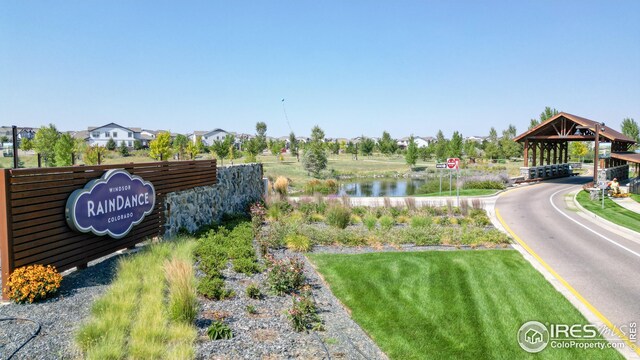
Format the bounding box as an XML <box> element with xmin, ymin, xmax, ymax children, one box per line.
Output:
<box><xmin>593</xmin><ymin>123</ymin><xmax>600</xmax><ymax>183</ymax></box>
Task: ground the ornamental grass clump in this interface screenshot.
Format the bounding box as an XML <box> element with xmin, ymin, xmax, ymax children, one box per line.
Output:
<box><xmin>165</xmin><ymin>258</ymin><xmax>199</xmax><ymax>324</ymax></box>
<box><xmin>379</xmin><ymin>215</ymin><xmax>395</xmax><ymax>231</ymax></box>
<box><xmin>274</xmin><ymin>176</ymin><xmax>289</xmax><ymax>197</ymax></box>
<box><xmin>285</xmin><ymin>234</ymin><xmax>312</xmax><ymax>252</ymax></box>
<box><xmin>325</xmin><ymin>204</ymin><xmax>351</xmax><ymax>229</ymax></box>
<box><xmin>5</xmin><ymin>264</ymin><xmax>63</xmax><ymax>303</ymax></box>
<box><xmin>363</xmin><ymin>213</ymin><xmax>377</xmax><ymax>231</ymax></box>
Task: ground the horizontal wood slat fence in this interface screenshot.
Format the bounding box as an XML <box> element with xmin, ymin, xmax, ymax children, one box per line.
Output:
<box><xmin>0</xmin><ymin>160</ymin><xmax>217</xmax><ymax>299</ymax></box>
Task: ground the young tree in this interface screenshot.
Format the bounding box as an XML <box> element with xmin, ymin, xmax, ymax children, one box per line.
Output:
<box><xmin>173</xmin><ymin>134</ymin><xmax>189</xmax><ymax>160</ymax></box>
<box><xmin>378</xmin><ymin>131</ymin><xmax>398</xmax><ymax>156</ymax></box>
<box><xmin>359</xmin><ymin>137</ymin><xmax>375</xmax><ymax>156</ymax></box>
<box><xmin>0</xmin><ymin>135</ymin><xmax>8</xmax><ymax>148</ymax></box>
<box><xmin>483</xmin><ymin>127</ymin><xmax>501</xmax><ymax>161</ymax></box>
<box><xmin>20</xmin><ymin>138</ymin><xmax>33</xmax><ymax>151</ymax></box>
<box><xmin>269</xmin><ymin>139</ymin><xmax>284</xmax><ymax>157</ymax></box>
<box><xmin>447</xmin><ymin>131</ymin><xmax>464</xmax><ymax>158</ymax></box>
<box><xmin>84</xmin><ymin>145</ymin><xmax>106</xmax><ymax>165</ymax></box>
<box><xmin>134</xmin><ymin>139</ymin><xmax>143</xmax><ymax>150</ymax></box>
<box><xmin>327</xmin><ymin>140</ymin><xmax>340</xmax><ymax>155</ymax></box>
<box><xmin>149</xmin><ymin>132</ymin><xmax>172</xmax><ymax>161</ymax></box>
<box><xmin>463</xmin><ymin>140</ymin><xmax>478</xmax><ymax>160</ymax></box>
<box><xmin>105</xmin><ymin>137</ymin><xmax>116</xmax><ymax>151</ymax></box>
<box><xmin>529</xmin><ymin>106</ymin><xmax>559</xmax><ymax>129</ymax></box>
<box><xmin>499</xmin><ymin>124</ymin><xmax>522</xmax><ymax>159</ymax></box>
<box><xmin>621</xmin><ymin>118</ymin><xmax>639</xmax><ymax>149</ymax></box>
<box><xmin>302</xmin><ymin>125</ymin><xmax>328</xmax><ymax>177</ymax></box>
<box><xmin>345</xmin><ymin>141</ymin><xmax>357</xmax><ymax>159</ymax></box>
<box><xmin>186</xmin><ymin>141</ymin><xmax>199</xmax><ymax>159</ymax></box>
<box><xmin>33</xmin><ymin>124</ymin><xmax>60</xmax><ymax>166</ymax></box>
<box><xmin>289</xmin><ymin>132</ymin><xmax>299</xmax><ymax>161</ymax></box>
<box><xmin>405</xmin><ymin>136</ymin><xmax>418</xmax><ymax>168</ymax></box>
<box><xmin>118</xmin><ymin>141</ymin><xmax>129</xmax><ymax>157</ymax></box>
<box><xmin>255</xmin><ymin>122</ymin><xmax>268</xmax><ymax>153</ymax></box>
<box><xmin>243</xmin><ymin>138</ymin><xmax>260</xmax><ymax>163</ymax></box>
<box><xmin>569</xmin><ymin>142</ymin><xmax>588</xmax><ymax>162</ymax></box>
<box><xmin>434</xmin><ymin>130</ymin><xmax>448</xmax><ymax>162</ymax></box>
<box><xmin>419</xmin><ymin>144</ymin><xmax>433</xmax><ymax>161</ymax></box>
<box><xmin>54</xmin><ymin>133</ymin><xmax>75</xmax><ymax>166</ymax></box>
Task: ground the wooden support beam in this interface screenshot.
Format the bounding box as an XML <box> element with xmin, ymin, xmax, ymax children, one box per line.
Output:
<box><xmin>524</xmin><ymin>139</ymin><xmax>529</xmax><ymax>167</ymax></box>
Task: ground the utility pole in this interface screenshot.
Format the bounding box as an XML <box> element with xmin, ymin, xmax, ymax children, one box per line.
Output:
<box><xmin>593</xmin><ymin>123</ymin><xmax>600</xmax><ymax>183</ymax></box>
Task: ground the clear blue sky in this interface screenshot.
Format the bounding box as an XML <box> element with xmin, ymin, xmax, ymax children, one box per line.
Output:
<box><xmin>1</xmin><ymin>1</ymin><xmax>638</xmax><ymax>138</ymax></box>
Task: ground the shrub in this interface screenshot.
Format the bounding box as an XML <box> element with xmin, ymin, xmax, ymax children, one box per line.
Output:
<box><xmin>410</xmin><ymin>216</ymin><xmax>432</xmax><ymax>228</ymax></box>
<box><xmin>207</xmin><ymin>320</ymin><xmax>233</xmax><ymax>340</ymax></box>
<box><xmin>274</xmin><ymin>176</ymin><xmax>289</xmax><ymax>196</ymax></box>
<box><xmin>468</xmin><ymin>209</ymin><xmax>491</xmax><ymax>226</ymax></box>
<box><xmin>286</xmin><ymin>291</ymin><xmax>322</xmax><ymax>332</ymax></box>
<box><xmin>246</xmin><ymin>283</ymin><xmax>262</xmax><ymax>299</ymax></box>
<box><xmin>351</xmin><ymin>206</ymin><xmax>367</xmax><ymax>217</ymax></box>
<box><xmin>396</xmin><ymin>215</ymin><xmax>410</xmax><ymax>224</ymax></box>
<box><xmin>325</xmin><ymin>204</ymin><xmax>351</xmax><ymax>229</ymax></box>
<box><xmin>285</xmin><ymin>234</ymin><xmax>312</xmax><ymax>252</ymax></box>
<box><xmin>5</xmin><ymin>264</ymin><xmax>62</xmax><ymax>303</ymax></box>
<box><xmin>363</xmin><ymin>213</ymin><xmax>377</xmax><ymax>231</ymax></box>
<box><xmin>350</xmin><ymin>214</ymin><xmax>362</xmax><ymax>224</ymax></box>
<box><xmin>246</xmin><ymin>305</ymin><xmax>258</xmax><ymax>314</ymax></box>
<box><xmin>379</xmin><ymin>215</ymin><xmax>395</xmax><ymax>231</ymax></box>
<box><xmin>266</xmin><ymin>257</ymin><xmax>305</xmax><ymax>295</ymax></box>
<box><xmin>228</xmin><ymin>244</ymin><xmax>255</xmax><ymax>260</ymax></box>
<box><xmin>325</xmin><ymin>179</ymin><xmax>339</xmax><ymax>194</ymax></box>
<box><xmin>197</xmin><ymin>277</ymin><xmax>234</xmax><ymax>300</ymax></box>
<box><xmin>309</xmin><ymin>213</ymin><xmax>326</xmax><ymax>223</ymax></box>
<box><xmin>232</xmin><ymin>257</ymin><xmax>262</xmax><ymax>275</ymax></box>
<box><xmin>165</xmin><ymin>258</ymin><xmax>198</xmax><ymax>324</ymax></box>
<box><xmin>249</xmin><ymin>202</ymin><xmax>266</xmax><ymax>233</ymax></box>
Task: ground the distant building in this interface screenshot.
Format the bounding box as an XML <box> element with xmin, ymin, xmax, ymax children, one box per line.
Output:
<box><xmin>397</xmin><ymin>136</ymin><xmax>433</xmax><ymax>149</ymax></box>
<box><xmin>83</xmin><ymin>123</ymin><xmax>153</xmax><ymax>148</ymax></box>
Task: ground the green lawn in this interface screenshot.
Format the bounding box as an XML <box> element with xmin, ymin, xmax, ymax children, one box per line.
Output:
<box><xmin>308</xmin><ymin>251</ymin><xmax>622</xmax><ymax>360</ymax></box>
<box><xmin>416</xmin><ymin>189</ymin><xmax>501</xmax><ymax>197</ymax></box>
<box><xmin>576</xmin><ymin>191</ymin><xmax>640</xmax><ymax>233</ymax></box>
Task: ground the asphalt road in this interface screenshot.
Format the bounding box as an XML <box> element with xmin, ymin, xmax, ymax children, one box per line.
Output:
<box><xmin>496</xmin><ymin>176</ymin><xmax>640</xmax><ymax>344</ymax></box>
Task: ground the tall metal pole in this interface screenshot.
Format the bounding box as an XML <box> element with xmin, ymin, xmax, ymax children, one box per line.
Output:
<box><xmin>593</xmin><ymin>123</ymin><xmax>600</xmax><ymax>183</ymax></box>
<box><xmin>11</xmin><ymin>126</ymin><xmax>18</xmax><ymax>169</ymax></box>
<box><xmin>439</xmin><ymin>169</ymin><xmax>442</xmax><ymax>195</ymax></box>
<box><xmin>449</xmin><ymin>170</ymin><xmax>452</xmax><ymax>196</ymax></box>
<box><xmin>456</xmin><ymin>167</ymin><xmax>460</xmax><ymax>207</ymax></box>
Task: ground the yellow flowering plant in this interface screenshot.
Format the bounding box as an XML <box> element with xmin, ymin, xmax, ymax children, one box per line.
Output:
<box><xmin>4</xmin><ymin>264</ymin><xmax>63</xmax><ymax>303</ymax></box>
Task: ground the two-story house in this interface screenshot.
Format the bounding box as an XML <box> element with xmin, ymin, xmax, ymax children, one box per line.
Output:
<box><xmin>85</xmin><ymin>123</ymin><xmax>158</xmax><ymax>148</ymax></box>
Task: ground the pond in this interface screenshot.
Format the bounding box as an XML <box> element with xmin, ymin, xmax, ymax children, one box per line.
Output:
<box><xmin>337</xmin><ymin>178</ymin><xmax>453</xmax><ymax>197</ymax></box>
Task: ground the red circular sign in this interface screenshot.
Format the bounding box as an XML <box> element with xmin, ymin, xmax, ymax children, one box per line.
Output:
<box><xmin>446</xmin><ymin>158</ymin><xmax>459</xmax><ymax>169</ymax></box>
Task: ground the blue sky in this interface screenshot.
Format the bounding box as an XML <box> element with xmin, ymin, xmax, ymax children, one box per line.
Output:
<box><xmin>1</xmin><ymin>1</ymin><xmax>638</xmax><ymax>138</ymax></box>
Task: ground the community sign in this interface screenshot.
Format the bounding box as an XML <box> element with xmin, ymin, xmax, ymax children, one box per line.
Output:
<box><xmin>65</xmin><ymin>169</ymin><xmax>156</xmax><ymax>239</ymax></box>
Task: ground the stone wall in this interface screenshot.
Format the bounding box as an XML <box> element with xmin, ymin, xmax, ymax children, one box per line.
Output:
<box><xmin>163</xmin><ymin>164</ymin><xmax>263</xmax><ymax>237</ymax></box>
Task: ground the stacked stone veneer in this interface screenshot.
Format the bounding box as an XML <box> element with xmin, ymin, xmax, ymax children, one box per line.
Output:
<box><xmin>164</xmin><ymin>164</ymin><xmax>263</xmax><ymax>237</ymax></box>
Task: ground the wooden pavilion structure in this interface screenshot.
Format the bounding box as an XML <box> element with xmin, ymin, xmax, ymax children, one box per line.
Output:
<box><xmin>513</xmin><ymin>112</ymin><xmax>637</xmax><ymax>183</ymax></box>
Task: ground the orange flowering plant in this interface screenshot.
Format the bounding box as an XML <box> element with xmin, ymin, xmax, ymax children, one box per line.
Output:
<box><xmin>4</xmin><ymin>264</ymin><xmax>63</xmax><ymax>303</ymax></box>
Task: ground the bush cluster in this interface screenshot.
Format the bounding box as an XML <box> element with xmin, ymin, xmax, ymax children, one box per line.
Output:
<box><xmin>266</xmin><ymin>256</ymin><xmax>306</xmax><ymax>295</ymax></box>
<box><xmin>303</xmin><ymin>179</ymin><xmax>339</xmax><ymax>195</ymax></box>
<box><xmin>286</xmin><ymin>289</ymin><xmax>322</xmax><ymax>332</ymax></box>
<box><xmin>194</xmin><ymin>221</ymin><xmax>260</xmax><ymax>300</ymax></box>
<box><xmin>5</xmin><ymin>264</ymin><xmax>63</xmax><ymax>303</ymax></box>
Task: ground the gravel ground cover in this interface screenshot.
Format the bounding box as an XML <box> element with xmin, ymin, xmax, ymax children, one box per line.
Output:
<box><xmin>0</xmin><ymin>249</ymin><xmax>135</xmax><ymax>360</ymax></box>
<box><xmin>195</xmin><ymin>249</ymin><xmax>387</xmax><ymax>360</ymax></box>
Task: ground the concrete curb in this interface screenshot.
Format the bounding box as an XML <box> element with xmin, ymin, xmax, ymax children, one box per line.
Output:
<box><xmin>571</xmin><ymin>190</ymin><xmax>640</xmax><ymax>241</ymax></box>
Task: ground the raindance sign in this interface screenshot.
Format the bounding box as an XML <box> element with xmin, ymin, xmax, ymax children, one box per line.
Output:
<box><xmin>65</xmin><ymin>169</ymin><xmax>156</xmax><ymax>239</ymax></box>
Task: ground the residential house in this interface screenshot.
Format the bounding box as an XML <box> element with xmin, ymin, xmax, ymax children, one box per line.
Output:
<box><xmin>0</xmin><ymin>126</ymin><xmax>36</xmax><ymax>143</ymax></box>
<box><xmin>465</xmin><ymin>135</ymin><xmax>487</xmax><ymax>143</ymax></box>
<box><xmin>85</xmin><ymin>123</ymin><xmax>153</xmax><ymax>148</ymax></box>
<box><xmin>188</xmin><ymin>129</ymin><xmax>230</xmax><ymax>147</ymax></box>
<box><xmin>397</xmin><ymin>136</ymin><xmax>433</xmax><ymax>149</ymax></box>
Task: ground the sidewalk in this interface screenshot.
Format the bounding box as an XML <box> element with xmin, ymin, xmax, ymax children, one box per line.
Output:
<box><xmin>611</xmin><ymin>196</ymin><xmax>640</xmax><ymax>214</ymax></box>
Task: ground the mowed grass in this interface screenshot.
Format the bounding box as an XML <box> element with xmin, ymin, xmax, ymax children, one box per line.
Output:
<box><xmin>308</xmin><ymin>251</ymin><xmax>622</xmax><ymax>360</ymax></box>
<box><xmin>576</xmin><ymin>191</ymin><xmax>640</xmax><ymax>233</ymax></box>
<box><xmin>76</xmin><ymin>240</ymin><xmax>198</xmax><ymax>359</ymax></box>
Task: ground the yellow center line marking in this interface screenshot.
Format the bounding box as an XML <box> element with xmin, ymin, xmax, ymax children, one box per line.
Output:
<box><xmin>495</xmin><ymin>207</ymin><xmax>640</xmax><ymax>355</ymax></box>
